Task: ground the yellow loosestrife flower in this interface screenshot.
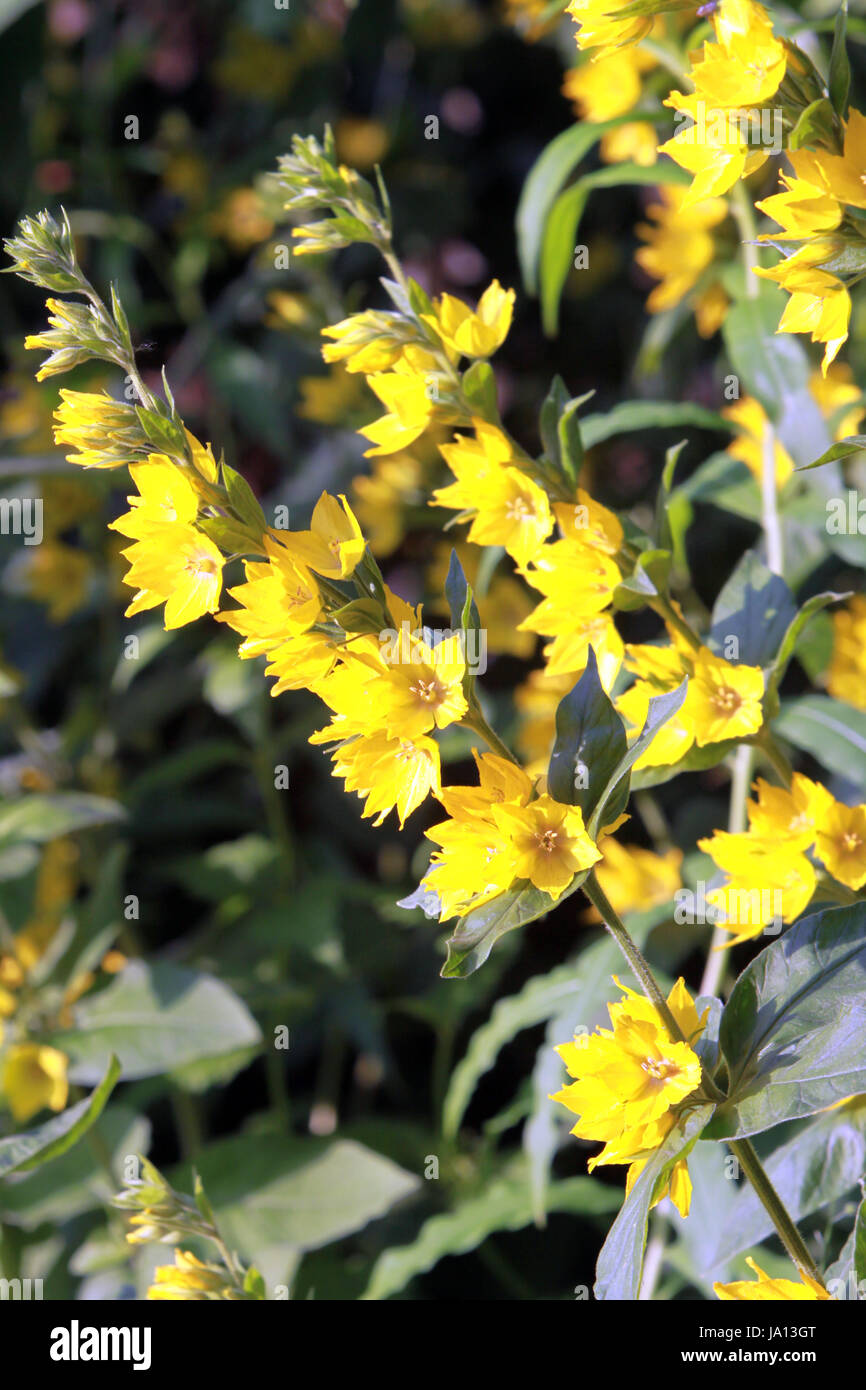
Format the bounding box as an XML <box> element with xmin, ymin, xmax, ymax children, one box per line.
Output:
<box><xmin>827</xmin><ymin>596</ymin><xmax>866</xmax><ymax>709</ymax></box>
<box><xmin>551</xmin><ymin>977</ymin><xmax>706</xmax><ymax>1218</ymax></box>
<box><xmin>148</xmin><ymin>1249</ymin><xmax>243</xmax><ymax>1301</ymax></box>
<box><xmin>2</xmin><ymin>1043</ymin><xmax>69</xmax><ymax>1123</ymax></box>
<box><xmin>567</xmin><ymin>0</ymin><xmax>653</xmax><ymax>54</ymax></box>
<box><xmin>636</xmin><ymin>187</ymin><xmax>729</xmax><ymax>319</ymax></box>
<box><xmin>697</xmin><ymin>830</ymin><xmax>816</xmax><ymax>944</ymax></box>
<box><xmin>279</xmin><ymin>491</ymin><xmax>365</xmax><ymax>580</ymax></box>
<box><xmin>814</xmin><ymin>801</ymin><xmax>866</xmax><ymax>890</ymax></box>
<box><xmin>684</xmin><ymin>648</ymin><xmax>764</xmax><ymax>746</ymax></box>
<box><xmin>491</xmin><ymin>794</ymin><xmax>601</xmax><ymax>899</ymax></box>
<box><xmin>723</xmin><ymin>397</ymin><xmax>795</xmax><ymax>490</ymax></box>
<box><xmin>422</xmin><ymin>280</ymin><xmax>514</xmax><ymax>360</ymax></box>
<box><xmin>714</xmin><ymin>1257</ymin><xmax>830</xmax><ymax>1301</ymax></box>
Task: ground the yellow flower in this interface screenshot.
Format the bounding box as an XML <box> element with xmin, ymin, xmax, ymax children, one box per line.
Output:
<box><xmin>746</xmin><ymin>774</ymin><xmax>832</xmax><ymax>850</ymax></box>
<box><xmin>810</xmin><ymin>364</ymin><xmax>866</xmax><ymax>441</ymax></box>
<box><xmin>551</xmin><ymin>977</ymin><xmax>705</xmax><ymax>1217</ymax></box>
<box><xmin>359</xmin><ymin>362</ymin><xmax>437</xmax><ymax>456</ymax></box>
<box><xmin>491</xmin><ymin>794</ymin><xmax>601</xmax><ymax>900</ymax></box>
<box><xmin>723</xmin><ymin>396</ymin><xmax>795</xmax><ymax>489</ymax></box>
<box><xmin>218</xmin><ymin>541</ymin><xmax>322</xmax><ymax>660</ymax></box>
<box><xmin>756</xmin><ymin>152</ymin><xmax>842</xmax><ymax>242</ymax></box>
<box><xmin>466</xmin><ymin>466</ymin><xmax>554</xmax><ymax>568</ymax></box>
<box><xmin>210</xmin><ymin>188</ymin><xmax>274</xmax><ymax>251</ymax></box>
<box><xmin>592</xmin><ymin>838</ymin><xmax>683</xmax><ymax>918</ymax></box>
<box><xmin>379</xmin><ymin>633</ymin><xmax>469</xmax><ymax>739</ymax></box>
<box><xmin>119</xmin><ymin>523</ymin><xmax>224</xmax><ymax>629</ymax></box>
<box><xmin>423</xmin><ymin>752</ymin><xmax>534</xmax><ymax>919</ymax></box>
<box><xmin>698</xmin><ymin>830</ymin><xmax>816</xmax><ymax>944</ymax></box>
<box><xmin>327</xmin><ymin>730</ymin><xmax>441</xmax><ymax>829</ymax></box>
<box><xmin>562</xmin><ymin>47</ymin><xmax>655</xmax><ymax>123</ymax></box>
<box><xmin>279</xmin><ymin>491</ymin><xmax>365</xmax><ymax>579</ymax></box>
<box><xmin>423</xmin><ymin>280</ymin><xmax>514</xmax><ymax>359</ymax></box>
<box><xmin>659</xmin><ymin>123</ymin><xmax>767</xmax><ymax>206</ymax></box>
<box><xmin>600</xmin><ymin>122</ymin><xmax>658</xmax><ymax>168</ymax></box>
<box><xmin>714</xmin><ymin>1256</ymin><xmax>830</xmax><ymax>1301</ymax></box>
<box><xmin>433</xmin><ymin>421</ymin><xmax>517</xmax><ymax>511</ymax></box>
<box><xmin>684</xmin><ymin>648</ymin><xmax>764</xmax><ymax>746</ymax></box>
<box><xmin>567</xmin><ymin>0</ymin><xmax>653</xmax><ymax>53</ymax></box>
<box><xmin>52</xmin><ymin>389</ymin><xmax>140</xmax><ymax>469</ymax></box>
<box><xmin>756</xmin><ymin>254</ymin><xmax>851</xmax><ymax>375</ymax></box>
<box><xmin>108</xmin><ymin>456</ymin><xmax>200</xmax><ymax>539</ymax></box>
<box><xmin>808</xmin><ymin>108</ymin><xmax>866</xmax><ymax>213</ymax></box>
<box><xmin>2</xmin><ymin>1043</ymin><xmax>68</xmax><ymax>1123</ymax></box>
<box><xmin>321</xmin><ymin>311</ymin><xmax>414</xmax><ymax>375</ymax></box>
<box><xmin>636</xmin><ymin>187</ymin><xmax>729</xmax><ymax>317</ymax></box>
<box><xmin>815</xmin><ymin>801</ymin><xmax>866</xmax><ymax>890</ymax></box>
<box><xmin>827</xmin><ymin>596</ymin><xmax>866</xmax><ymax>709</ymax></box>
<box><xmin>148</xmin><ymin>1249</ymin><xmax>242</xmax><ymax>1301</ymax></box>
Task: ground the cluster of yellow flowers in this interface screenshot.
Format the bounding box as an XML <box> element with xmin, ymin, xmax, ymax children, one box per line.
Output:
<box><xmin>562</xmin><ymin>0</ymin><xmax>866</xmax><ymax>372</ymax></box>
<box><xmin>8</xmin><ymin>17</ymin><xmax>864</xmax><ymax>1288</ymax></box>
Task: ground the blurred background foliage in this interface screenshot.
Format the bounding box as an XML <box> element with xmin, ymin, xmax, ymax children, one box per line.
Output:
<box><xmin>1</xmin><ymin>0</ymin><xmax>866</xmax><ymax>1301</ymax></box>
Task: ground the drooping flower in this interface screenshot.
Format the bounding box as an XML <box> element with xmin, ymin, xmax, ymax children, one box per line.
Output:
<box><xmin>714</xmin><ymin>1256</ymin><xmax>830</xmax><ymax>1301</ymax></box>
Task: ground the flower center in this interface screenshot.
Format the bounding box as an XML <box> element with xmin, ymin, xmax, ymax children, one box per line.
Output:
<box><xmin>842</xmin><ymin>831</ymin><xmax>863</xmax><ymax>853</ymax></box>
<box><xmin>505</xmin><ymin>496</ymin><xmax>535</xmax><ymax>522</ymax></box>
<box><xmin>642</xmin><ymin>1056</ymin><xmax>679</xmax><ymax>1081</ymax></box>
<box><xmin>410</xmin><ymin>677</ymin><xmax>441</xmax><ymax>705</ymax></box>
<box><xmin>536</xmin><ymin>828</ymin><xmax>559</xmax><ymax>854</ymax></box>
<box><xmin>712</xmin><ymin>685</ymin><xmax>742</xmax><ymax>715</ymax></box>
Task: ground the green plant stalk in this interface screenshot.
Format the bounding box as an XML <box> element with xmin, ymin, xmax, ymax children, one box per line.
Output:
<box><xmin>582</xmin><ymin>870</ymin><xmax>687</xmax><ymax>1043</ymax></box>
<box><xmin>728</xmin><ymin>1136</ymin><xmax>826</xmax><ymax>1289</ymax></box>
<box><xmin>700</xmin><ymin>742</ymin><xmax>753</xmax><ymax>997</ymax></box>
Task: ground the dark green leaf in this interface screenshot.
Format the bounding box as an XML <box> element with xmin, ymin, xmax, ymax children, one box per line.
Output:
<box><xmin>0</xmin><ymin>1055</ymin><xmax>120</xmax><ymax>1179</ymax></box>
<box><xmin>547</xmin><ymin>648</ymin><xmax>628</xmax><ymax>817</ymax></box>
<box><xmin>709</xmin><ymin>550</ymin><xmax>797</xmax><ymax>666</ymax></box>
<box><xmin>709</xmin><ymin>905</ymin><xmax>866</xmax><ymax>1138</ymax></box>
<box><xmin>594</xmin><ymin>1103</ymin><xmax>714</xmax><ymax>1300</ymax></box>
<box><xmin>830</xmin><ymin>1</ymin><xmax>851</xmax><ymax>118</ymax></box>
<box><xmin>774</xmin><ymin>695</ymin><xmax>866</xmax><ymax>786</ymax></box>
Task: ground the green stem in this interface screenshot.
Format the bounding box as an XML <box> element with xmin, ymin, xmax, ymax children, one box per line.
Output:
<box><xmin>700</xmin><ymin>742</ymin><xmax>753</xmax><ymax>997</ymax></box>
<box><xmin>729</xmin><ymin>1137</ymin><xmax>826</xmax><ymax>1289</ymax></box>
<box><xmin>582</xmin><ymin>871</ymin><xmax>686</xmax><ymax>1043</ymax></box>
<box><xmin>462</xmin><ymin>708</ymin><xmax>521</xmax><ymax>766</ymax></box>
<box><xmin>646</xmin><ymin>593</ymin><xmax>702</xmax><ymax>652</ymax></box>
<box><xmin>731</xmin><ymin>182</ymin><xmax>760</xmax><ymax>299</ymax></box>
<box><xmin>750</xmin><ymin>729</ymin><xmax>793</xmax><ymax>786</ymax></box>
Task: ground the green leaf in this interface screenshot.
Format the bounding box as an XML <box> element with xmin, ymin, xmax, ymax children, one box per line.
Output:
<box><xmin>516</xmin><ymin>116</ymin><xmax>664</xmax><ymax>295</ymax></box>
<box><xmin>0</xmin><ymin>1105</ymin><xmax>149</xmax><ymax>1226</ymax></box>
<box><xmin>538</xmin><ymin>376</ymin><xmax>590</xmax><ymax>492</ymax></box>
<box><xmin>765</xmin><ymin>590</ymin><xmax>849</xmax><ymax>703</ymax></box>
<box><xmin>442</xmin><ymin>875</ymin><xmax>588</xmax><ymax>979</ymax></box>
<box><xmin>0</xmin><ymin>1055</ymin><xmax>120</xmax><ymax>1179</ymax></box>
<box><xmin>830</xmin><ymin>1</ymin><xmax>851</xmax><ymax>118</ymax></box>
<box><xmin>587</xmin><ymin>680</ymin><xmax>688</xmax><ymax>838</ymax></box>
<box><xmin>362</xmin><ymin>1166</ymin><xmax>619</xmax><ymax>1300</ymax></box>
<box><xmin>547</xmin><ymin>647</ymin><xmax>628</xmax><ymax>820</ymax></box>
<box><xmin>798</xmin><ymin>434</ymin><xmax>866</xmax><ymax>470</ymax></box>
<box><xmin>461</xmin><ymin>360</ymin><xmax>499</xmax><ymax>421</ymax></box>
<box><xmin>182</xmin><ymin>1134</ymin><xmax>419</xmax><ymax>1259</ymax></box>
<box><xmin>774</xmin><ymin>695</ymin><xmax>866</xmax><ymax>786</ymax></box>
<box><xmin>0</xmin><ymin>793</ymin><xmax>125</xmax><ymax>847</ymax></box>
<box><xmin>330</xmin><ymin>596</ymin><xmax>386</xmax><ymax>635</ymax></box>
<box><xmin>707</xmin><ymin>1099</ymin><xmax>866</xmax><ymax>1268</ymax></box>
<box><xmin>709</xmin><ymin>905</ymin><xmax>866</xmax><ymax>1138</ymax></box>
<box><xmin>631</xmin><ymin>736</ymin><xmax>740</xmax><ymax>790</ymax></box>
<box><xmin>197</xmin><ymin>514</ymin><xmax>262</xmax><ymax>555</ymax></box>
<box><xmin>613</xmin><ymin>548</ymin><xmax>672</xmax><ymax>611</ymax></box>
<box><xmin>540</xmin><ymin>163</ymin><xmax>686</xmax><ymax>335</ymax></box>
<box><xmin>722</xmin><ymin>285</ymin><xmax>831</xmax><ymax>469</ymax></box>
<box><xmin>50</xmin><ymin>961</ymin><xmax>262</xmax><ymax>1082</ymax></box>
<box><xmin>789</xmin><ymin>97</ymin><xmax>838</xmax><ymax>150</ymax></box>
<box><xmin>594</xmin><ymin>1103</ymin><xmax>714</xmax><ymax>1300</ymax></box>
<box><xmin>580</xmin><ymin>401</ymin><xmax>732</xmax><ymax>451</ymax></box>
<box><xmin>708</xmin><ymin>550</ymin><xmax>797</xmax><ymax>666</ymax></box>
